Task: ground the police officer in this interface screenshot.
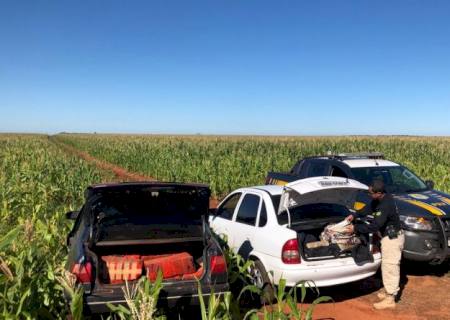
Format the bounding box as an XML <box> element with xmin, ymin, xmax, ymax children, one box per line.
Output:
<box><xmin>345</xmin><ymin>180</ymin><xmax>405</xmax><ymax>310</ymax></box>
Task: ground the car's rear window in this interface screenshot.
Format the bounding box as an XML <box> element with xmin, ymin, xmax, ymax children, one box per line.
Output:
<box><xmin>271</xmin><ymin>195</ymin><xmax>281</xmax><ymax>212</ymax></box>
<box><xmin>277</xmin><ymin>203</ymin><xmax>349</xmax><ymax>225</ymax></box>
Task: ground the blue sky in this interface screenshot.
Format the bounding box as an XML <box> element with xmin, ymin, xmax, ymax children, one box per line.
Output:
<box><xmin>1</xmin><ymin>1</ymin><xmax>449</xmax><ymax>135</ymax></box>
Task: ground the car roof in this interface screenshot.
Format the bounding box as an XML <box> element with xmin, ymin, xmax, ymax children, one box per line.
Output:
<box><xmin>341</xmin><ymin>159</ymin><xmax>400</xmax><ymax>168</ymax></box>
<box><xmin>245</xmin><ymin>184</ymin><xmax>284</xmax><ymax>196</ymax></box>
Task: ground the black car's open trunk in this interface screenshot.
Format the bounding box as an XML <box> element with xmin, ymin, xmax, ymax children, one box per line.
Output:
<box><xmin>85</xmin><ymin>184</ymin><xmax>211</xmax><ymax>284</ymax></box>
<box><xmin>89</xmin><ymin>237</ymin><xmax>205</xmax><ymax>285</ymax></box>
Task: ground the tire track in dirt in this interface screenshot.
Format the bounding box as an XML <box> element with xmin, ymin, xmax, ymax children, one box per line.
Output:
<box><xmin>49</xmin><ymin>136</ymin><xmax>156</xmax><ymax>182</ymax></box>
<box><xmin>50</xmin><ymin>136</ymin><xmax>220</xmax><ymax>208</ymax></box>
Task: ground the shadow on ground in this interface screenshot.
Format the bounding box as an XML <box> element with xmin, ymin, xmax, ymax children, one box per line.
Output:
<box><xmin>298</xmin><ymin>259</ymin><xmax>450</xmax><ymax>304</ymax></box>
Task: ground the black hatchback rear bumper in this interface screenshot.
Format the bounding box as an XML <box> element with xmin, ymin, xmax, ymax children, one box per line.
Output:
<box><xmin>83</xmin><ymin>282</ymin><xmax>229</xmax><ymax>314</ymax></box>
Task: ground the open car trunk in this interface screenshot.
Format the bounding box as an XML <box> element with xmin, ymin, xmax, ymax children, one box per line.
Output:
<box><xmin>277</xmin><ymin>177</ymin><xmax>371</xmax><ymax>262</ymax></box>
<box><xmin>86</xmin><ymin>183</ymin><xmax>211</xmax><ymax>284</ymax></box>
<box><xmin>291</xmin><ymin>218</ymin><xmax>354</xmax><ymax>261</ymax></box>
<box><xmin>89</xmin><ymin>238</ymin><xmax>205</xmax><ymax>284</ymax></box>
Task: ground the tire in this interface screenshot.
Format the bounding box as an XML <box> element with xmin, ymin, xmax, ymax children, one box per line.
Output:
<box><xmin>250</xmin><ymin>260</ymin><xmax>275</xmax><ymax>305</ymax></box>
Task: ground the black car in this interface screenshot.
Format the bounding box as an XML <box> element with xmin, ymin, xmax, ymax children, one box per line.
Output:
<box><xmin>65</xmin><ymin>182</ymin><xmax>228</xmax><ymax>314</ymax></box>
<box><xmin>266</xmin><ymin>153</ymin><xmax>450</xmax><ymax>265</ymax></box>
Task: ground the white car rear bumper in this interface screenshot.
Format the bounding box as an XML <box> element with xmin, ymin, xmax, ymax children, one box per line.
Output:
<box><xmin>265</xmin><ymin>253</ymin><xmax>381</xmax><ymax>287</ymax></box>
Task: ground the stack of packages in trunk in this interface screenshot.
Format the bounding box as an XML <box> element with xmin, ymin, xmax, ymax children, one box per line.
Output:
<box><xmin>101</xmin><ymin>253</ymin><xmax>204</xmax><ymax>283</ymax></box>
<box><xmin>101</xmin><ymin>255</ymin><xmax>143</xmax><ymax>284</ymax></box>
<box><xmin>306</xmin><ymin>219</ymin><xmax>361</xmax><ymax>251</ymax></box>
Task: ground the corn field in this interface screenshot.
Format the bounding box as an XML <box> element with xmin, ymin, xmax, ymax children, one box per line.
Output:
<box><xmin>0</xmin><ymin>134</ymin><xmax>114</xmax><ymax>319</ymax></box>
<box><xmin>1</xmin><ymin>133</ymin><xmax>449</xmax><ymax>318</ymax></box>
<box><xmin>55</xmin><ymin>134</ymin><xmax>450</xmax><ymax>197</ymax></box>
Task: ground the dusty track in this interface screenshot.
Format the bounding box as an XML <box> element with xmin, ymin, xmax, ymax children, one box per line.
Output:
<box><xmin>50</xmin><ymin>136</ymin><xmax>156</xmax><ymax>182</ymax></box>
<box><xmin>51</xmin><ymin>136</ymin><xmax>219</xmax><ymax>208</ymax></box>
<box><xmin>51</xmin><ymin>137</ymin><xmax>450</xmax><ymax>320</ymax></box>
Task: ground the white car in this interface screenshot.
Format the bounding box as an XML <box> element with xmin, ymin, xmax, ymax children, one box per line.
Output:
<box><xmin>209</xmin><ymin>176</ymin><xmax>381</xmax><ymax>297</ymax></box>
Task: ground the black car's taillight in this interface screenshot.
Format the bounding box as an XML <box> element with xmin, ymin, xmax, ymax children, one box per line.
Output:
<box><xmin>205</xmin><ymin>244</ymin><xmax>228</xmax><ymax>284</ymax></box>
<box><xmin>210</xmin><ymin>255</ymin><xmax>227</xmax><ymax>275</ymax></box>
<box><xmin>71</xmin><ymin>261</ymin><xmax>93</xmax><ymax>284</ymax></box>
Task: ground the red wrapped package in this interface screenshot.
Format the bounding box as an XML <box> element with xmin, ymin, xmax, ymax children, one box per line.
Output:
<box><xmin>144</xmin><ymin>252</ymin><xmax>195</xmax><ymax>280</ymax></box>
<box><xmin>102</xmin><ymin>255</ymin><xmax>143</xmax><ymax>284</ymax></box>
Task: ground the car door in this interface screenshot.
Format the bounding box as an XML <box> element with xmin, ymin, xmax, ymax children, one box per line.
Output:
<box><xmin>209</xmin><ymin>192</ymin><xmax>242</xmax><ymax>242</ymax></box>
<box><xmin>231</xmin><ymin>192</ymin><xmax>261</xmax><ymax>259</ymax></box>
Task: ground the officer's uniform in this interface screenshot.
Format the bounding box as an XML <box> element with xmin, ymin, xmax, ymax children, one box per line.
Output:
<box><xmin>353</xmin><ymin>193</ymin><xmax>405</xmax><ymax>297</ymax></box>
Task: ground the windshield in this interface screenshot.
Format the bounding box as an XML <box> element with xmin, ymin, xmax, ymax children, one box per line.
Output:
<box><xmin>351</xmin><ymin>166</ymin><xmax>427</xmax><ymax>193</ymax></box>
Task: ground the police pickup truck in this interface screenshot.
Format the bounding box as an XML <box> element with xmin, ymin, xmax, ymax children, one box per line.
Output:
<box><xmin>266</xmin><ymin>153</ymin><xmax>450</xmax><ymax>265</ymax></box>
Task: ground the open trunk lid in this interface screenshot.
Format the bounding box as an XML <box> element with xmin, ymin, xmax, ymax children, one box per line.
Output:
<box><xmin>88</xmin><ymin>184</ymin><xmax>210</xmax><ymax>243</ymax></box>
<box><xmin>277</xmin><ymin>177</ymin><xmax>368</xmax><ymax>226</ymax></box>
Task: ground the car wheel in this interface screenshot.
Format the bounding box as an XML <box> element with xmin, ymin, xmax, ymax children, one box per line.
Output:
<box><xmin>250</xmin><ymin>260</ymin><xmax>275</xmax><ymax>305</ymax></box>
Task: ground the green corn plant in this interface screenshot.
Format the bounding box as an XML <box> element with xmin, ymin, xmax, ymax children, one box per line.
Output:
<box><xmin>55</xmin><ymin>269</ymin><xmax>84</xmax><ymax>320</ymax></box>
<box><xmin>284</xmin><ymin>280</ymin><xmax>333</xmax><ymax>320</ymax></box>
<box><xmin>107</xmin><ymin>270</ymin><xmax>165</xmax><ymax>320</ymax></box>
<box><xmin>248</xmin><ymin>278</ymin><xmax>333</xmax><ymax>320</ymax></box>
<box><xmin>197</xmin><ymin>279</ymin><xmax>241</xmax><ymax>320</ymax></box>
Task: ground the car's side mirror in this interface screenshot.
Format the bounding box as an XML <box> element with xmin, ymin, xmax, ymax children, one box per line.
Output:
<box><xmin>425</xmin><ymin>180</ymin><xmax>435</xmax><ymax>190</ymax></box>
<box><xmin>65</xmin><ymin>210</ymin><xmax>79</xmax><ymax>220</ymax></box>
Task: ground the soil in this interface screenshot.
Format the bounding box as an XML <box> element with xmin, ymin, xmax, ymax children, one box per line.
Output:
<box><xmin>298</xmin><ymin>262</ymin><xmax>450</xmax><ymax>320</ymax></box>
<box><xmin>54</xmin><ymin>138</ymin><xmax>450</xmax><ymax>320</ymax></box>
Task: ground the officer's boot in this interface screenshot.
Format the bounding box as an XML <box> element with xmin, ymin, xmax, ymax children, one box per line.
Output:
<box><xmin>376</xmin><ymin>289</ymin><xmax>387</xmax><ymax>300</ymax></box>
<box><xmin>373</xmin><ymin>294</ymin><xmax>396</xmax><ymax>309</ymax></box>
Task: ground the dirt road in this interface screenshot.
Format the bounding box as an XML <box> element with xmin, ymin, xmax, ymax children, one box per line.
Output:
<box><xmin>307</xmin><ymin>262</ymin><xmax>450</xmax><ymax>320</ymax></box>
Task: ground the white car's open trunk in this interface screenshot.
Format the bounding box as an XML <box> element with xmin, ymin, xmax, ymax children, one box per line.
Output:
<box><xmin>278</xmin><ymin>177</ymin><xmax>370</xmax><ymax>261</ymax></box>
<box><xmin>292</xmin><ymin>217</ymin><xmax>355</xmax><ymax>261</ymax></box>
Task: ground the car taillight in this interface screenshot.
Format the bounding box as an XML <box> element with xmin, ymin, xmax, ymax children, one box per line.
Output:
<box><xmin>71</xmin><ymin>261</ymin><xmax>93</xmax><ymax>283</ymax></box>
<box><xmin>210</xmin><ymin>255</ymin><xmax>227</xmax><ymax>274</ymax></box>
<box><xmin>282</xmin><ymin>239</ymin><xmax>301</xmax><ymax>264</ymax></box>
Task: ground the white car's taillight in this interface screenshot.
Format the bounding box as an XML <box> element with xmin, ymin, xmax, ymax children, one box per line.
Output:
<box><xmin>282</xmin><ymin>239</ymin><xmax>301</xmax><ymax>264</ymax></box>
